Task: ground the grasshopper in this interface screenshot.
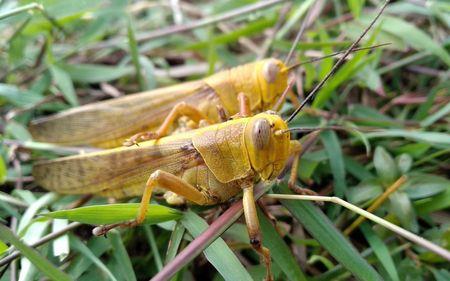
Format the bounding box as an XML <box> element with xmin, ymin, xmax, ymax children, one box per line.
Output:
<box><xmin>29</xmin><ymin>59</ymin><xmax>290</xmax><ymax>148</ymax></box>
<box><xmin>28</xmin><ymin>32</ymin><xmax>383</xmax><ymax>149</ymax></box>
<box><xmin>35</xmin><ymin>1</ymin><xmax>447</xmax><ymax>280</ymax></box>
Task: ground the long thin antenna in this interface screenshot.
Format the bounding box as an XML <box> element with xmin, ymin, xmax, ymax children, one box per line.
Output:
<box><xmin>275</xmin><ymin>126</ymin><xmax>381</xmax><ymax>135</ymax></box>
<box><xmin>283</xmin><ymin>43</ymin><xmax>391</xmax><ymax>72</ymax></box>
<box><xmin>284</xmin><ymin>1</ymin><xmax>322</xmax><ymax>65</ymax></box>
<box><xmin>286</xmin><ymin>0</ymin><xmax>391</xmax><ymax>123</ymax></box>
<box><xmin>274</xmin><ymin>43</ymin><xmax>389</xmax><ymax>112</ymax></box>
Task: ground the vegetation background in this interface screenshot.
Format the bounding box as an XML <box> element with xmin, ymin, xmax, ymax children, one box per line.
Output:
<box><xmin>0</xmin><ymin>0</ymin><xmax>449</xmax><ymax>280</ymax></box>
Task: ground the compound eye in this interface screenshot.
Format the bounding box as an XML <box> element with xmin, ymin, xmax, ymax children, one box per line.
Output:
<box><xmin>263</xmin><ymin>60</ymin><xmax>280</xmax><ymax>84</ymax></box>
<box><xmin>252</xmin><ymin>119</ymin><xmax>271</xmax><ymax>150</ymax></box>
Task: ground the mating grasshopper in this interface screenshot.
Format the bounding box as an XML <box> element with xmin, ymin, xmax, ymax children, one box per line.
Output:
<box><xmin>28</xmin><ymin>34</ymin><xmax>381</xmax><ymax>148</ymax></box>
<box><xmin>33</xmin><ymin>1</ymin><xmax>450</xmax><ymax>280</ymax></box>
<box><xmin>29</xmin><ymin>58</ymin><xmax>290</xmax><ymax>148</ymax></box>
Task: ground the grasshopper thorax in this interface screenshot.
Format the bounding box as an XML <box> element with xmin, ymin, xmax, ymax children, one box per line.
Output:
<box><xmin>244</xmin><ymin>112</ymin><xmax>291</xmax><ymax>181</ymax></box>
<box><xmin>204</xmin><ymin>59</ymin><xmax>288</xmax><ymax>117</ymax></box>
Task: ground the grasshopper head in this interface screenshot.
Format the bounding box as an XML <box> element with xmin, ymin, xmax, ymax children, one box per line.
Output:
<box><xmin>257</xmin><ymin>59</ymin><xmax>289</xmax><ymax>110</ymax></box>
<box><xmin>244</xmin><ymin>112</ymin><xmax>290</xmax><ymax>181</ymax></box>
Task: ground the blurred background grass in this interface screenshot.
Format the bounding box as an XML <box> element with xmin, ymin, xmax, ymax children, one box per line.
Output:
<box><xmin>0</xmin><ymin>0</ymin><xmax>449</xmax><ymax>280</ymax></box>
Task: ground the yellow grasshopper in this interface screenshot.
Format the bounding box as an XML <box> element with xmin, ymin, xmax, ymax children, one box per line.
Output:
<box><xmin>29</xmin><ymin>59</ymin><xmax>289</xmax><ymax>148</ymax></box>
<box><xmin>31</xmin><ymin>2</ymin><xmax>398</xmax><ymax>280</ymax></box>
<box><xmin>33</xmin><ymin>110</ymin><xmax>305</xmax><ymax>280</ymax></box>
<box><xmin>28</xmin><ymin>40</ymin><xmax>383</xmax><ymax>149</ymax></box>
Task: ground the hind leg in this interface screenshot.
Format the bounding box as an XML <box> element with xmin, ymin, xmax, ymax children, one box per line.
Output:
<box><xmin>93</xmin><ymin>170</ymin><xmax>217</xmax><ymax>235</ymax></box>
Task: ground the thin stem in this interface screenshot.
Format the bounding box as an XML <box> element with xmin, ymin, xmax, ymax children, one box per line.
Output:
<box><xmin>284</xmin><ymin>0</ymin><xmax>319</xmax><ymax>65</ymax></box>
<box><xmin>88</xmin><ymin>0</ymin><xmax>287</xmax><ymax>50</ymax></box>
<box><xmin>137</xmin><ymin>0</ymin><xmax>286</xmax><ymax>42</ymax></box>
<box><xmin>0</xmin><ymin>3</ymin><xmax>42</xmax><ymax>20</ymax></box>
<box><xmin>265</xmin><ymin>194</ymin><xmax>450</xmax><ymax>262</ymax></box>
<box><xmin>0</xmin><ymin>222</ymin><xmax>81</xmax><ymax>267</ymax></box>
<box><xmin>343</xmin><ymin>175</ymin><xmax>407</xmax><ymax>235</ymax></box>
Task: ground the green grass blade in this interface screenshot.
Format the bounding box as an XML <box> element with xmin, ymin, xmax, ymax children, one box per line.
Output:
<box><xmin>66</xmin><ymin>237</ymin><xmax>111</xmax><ymax>279</ymax></box>
<box><xmin>127</xmin><ymin>17</ymin><xmax>145</xmax><ymax>90</ymax></box>
<box><xmin>0</xmin><ymin>239</ymin><xmax>7</xmax><ymax>255</ymax></box>
<box><xmin>42</xmin><ymin>203</ymin><xmax>182</xmax><ymax>225</ymax></box>
<box><xmin>274</xmin><ymin>184</ymin><xmax>382</xmax><ymax>281</ymax></box>
<box><xmin>49</xmin><ymin>64</ymin><xmax>79</xmax><ymax>106</ymax></box>
<box><xmin>181</xmin><ymin>210</ymin><xmax>252</xmax><ymax>281</ymax></box>
<box><xmin>320</xmin><ymin>130</ymin><xmax>347</xmax><ymax>197</ymax></box>
<box><xmin>420</xmin><ymin>102</ymin><xmax>450</xmax><ymax>128</ymax></box>
<box><xmin>258</xmin><ymin>208</ymin><xmax>307</xmax><ymax>281</ymax></box>
<box><xmin>362</xmin><ymin>15</ymin><xmax>450</xmax><ymax>67</ymax></box>
<box><xmin>364</xmin><ymin>130</ymin><xmax>450</xmax><ymax>147</ymax></box>
<box><xmin>415</xmin><ymin>187</ymin><xmax>450</xmax><ymax>215</ymax></box>
<box><xmin>184</xmin><ymin>17</ymin><xmax>275</xmax><ymax>51</ymax></box>
<box><xmin>0</xmin><ymin>224</ymin><xmax>72</xmax><ymax>281</ymax></box>
<box><xmin>164</xmin><ymin>222</ymin><xmax>185</xmax><ymax>264</ymax></box>
<box><xmin>109</xmin><ymin>230</ymin><xmax>137</xmax><ymax>281</ymax></box>
<box><xmin>70</xmin><ymin>235</ymin><xmax>117</xmax><ymax>281</ymax></box>
<box><xmin>360</xmin><ymin>223</ymin><xmax>400</xmax><ymax>281</ymax></box>
<box><xmin>61</xmin><ymin>63</ymin><xmax>133</xmax><ymax>83</ymax></box>
<box><xmin>144</xmin><ymin>225</ymin><xmax>163</xmax><ymax>271</ymax></box>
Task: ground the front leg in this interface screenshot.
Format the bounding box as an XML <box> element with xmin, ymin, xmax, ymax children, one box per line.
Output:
<box><xmin>242</xmin><ymin>183</ymin><xmax>273</xmax><ymax>281</ymax></box>
<box><xmin>93</xmin><ymin>170</ymin><xmax>216</xmax><ymax>235</ymax></box>
<box><xmin>288</xmin><ymin>141</ymin><xmax>318</xmax><ymax>196</ymax></box>
<box><xmin>124</xmin><ymin>102</ymin><xmax>210</xmax><ymax>146</ymax></box>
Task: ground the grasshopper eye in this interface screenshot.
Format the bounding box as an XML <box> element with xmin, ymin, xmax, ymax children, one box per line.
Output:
<box><xmin>253</xmin><ymin>119</ymin><xmax>271</xmax><ymax>150</ymax></box>
<box><xmin>263</xmin><ymin>60</ymin><xmax>279</xmax><ymax>84</ymax></box>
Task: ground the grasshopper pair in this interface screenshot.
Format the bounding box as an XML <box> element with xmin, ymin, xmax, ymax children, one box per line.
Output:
<box><xmin>30</xmin><ymin>0</ymin><xmax>450</xmax><ymax>280</ymax></box>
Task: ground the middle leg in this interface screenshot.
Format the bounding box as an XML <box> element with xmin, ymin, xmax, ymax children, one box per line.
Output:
<box><xmin>124</xmin><ymin>102</ymin><xmax>210</xmax><ymax>146</ymax></box>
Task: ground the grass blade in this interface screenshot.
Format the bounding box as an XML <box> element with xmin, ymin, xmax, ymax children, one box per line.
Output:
<box><xmin>360</xmin><ymin>223</ymin><xmax>400</xmax><ymax>281</ymax></box>
<box><xmin>274</xmin><ymin>184</ymin><xmax>382</xmax><ymax>281</ymax></box>
<box><xmin>258</xmin><ymin>208</ymin><xmax>307</xmax><ymax>281</ymax></box>
<box><xmin>42</xmin><ymin>203</ymin><xmax>182</xmax><ymax>225</ymax></box>
<box><xmin>320</xmin><ymin>130</ymin><xmax>346</xmax><ymax>197</ymax></box>
<box><xmin>66</xmin><ymin>236</ymin><xmax>111</xmax><ymax>279</ymax></box>
<box><xmin>109</xmin><ymin>230</ymin><xmax>137</xmax><ymax>281</ymax></box>
<box><xmin>49</xmin><ymin>64</ymin><xmax>79</xmax><ymax>106</ymax></box>
<box><xmin>127</xmin><ymin>17</ymin><xmax>145</xmax><ymax>90</ymax></box>
<box><xmin>0</xmin><ymin>224</ymin><xmax>72</xmax><ymax>281</ymax></box>
<box><xmin>164</xmin><ymin>222</ymin><xmax>185</xmax><ymax>264</ymax></box>
<box><xmin>70</xmin><ymin>235</ymin><xmax>117</xmax><ymax>281</ymax></box>
<box><xmin>181</xmin><ymin>210</ymin><xmax>252</xmax><ymax>281</ymax></box>
<box><xmin>365</xmin><ymin>130</ymin><xmax>450</xmax><ymax>147</ymax></box>
<box><xmin>144</xmin><ymin>225</ymin><xmax>163</xmax><ymax>271</ymax></box>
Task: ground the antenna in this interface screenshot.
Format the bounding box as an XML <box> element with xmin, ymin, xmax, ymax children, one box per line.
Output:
<box><xmin>283</xmin><ymin>43</ymin><xmax>390</xmax><ymax>72</ymax></box>
<box><xmin>285</xmin><ymin>0</ymin><xmax>391</xmax><ymax>123</ymax></box>
<box><xmin>284</xmin><ymin>1</ymin><xmax>322</xmax><ymax>65</ymax></box>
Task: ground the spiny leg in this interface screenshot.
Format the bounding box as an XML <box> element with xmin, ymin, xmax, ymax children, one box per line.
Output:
<box><xmin>93</xmin><ymin>170</ymin><xmax>214</xmax><ymax>235</ymax></box>
<box><xmin>124</xmin><ymin>102</ymin><xmax>209</xmax><ymax>146</ymax></box>
<box><xmin>242</xmin><ymin>184</ymin><xmax>273</xmax><ymax>281</ymax></box>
